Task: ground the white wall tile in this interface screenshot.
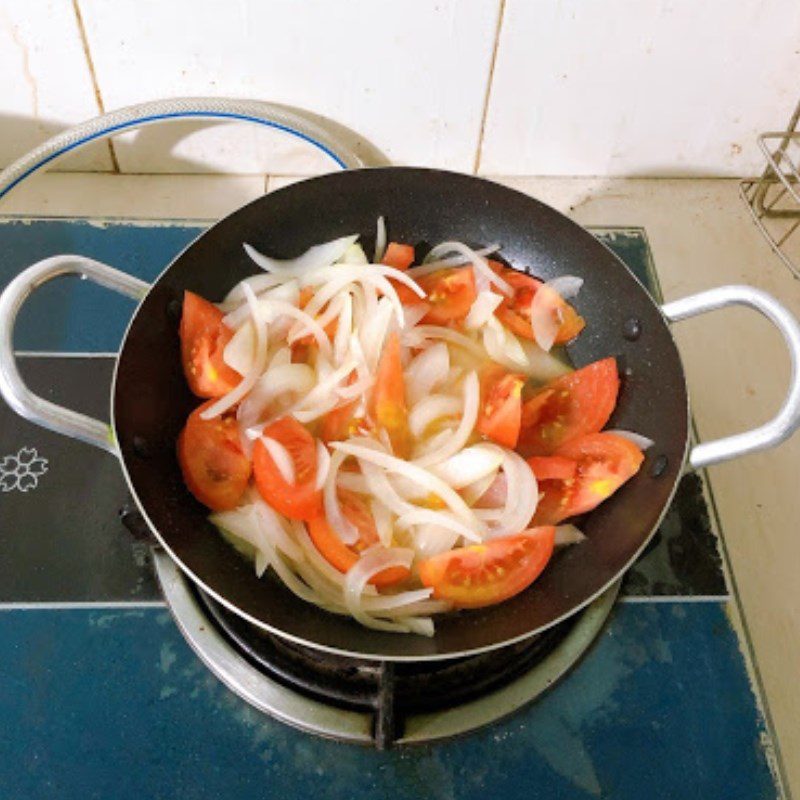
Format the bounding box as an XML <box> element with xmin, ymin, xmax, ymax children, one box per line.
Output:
<box><xmin>480</xmin><ymin>0</ymin><xmax>800</xmax><ymax>176</ymax></box>
<box><xmin>77</xmin><ymin>0</ymin><xmax>500</xmax><ymax>175</ymax></box>
<box><xmin>0</xmin><ymin>0</ymin><xmax>111</xmax><ymax>171</ymax></box>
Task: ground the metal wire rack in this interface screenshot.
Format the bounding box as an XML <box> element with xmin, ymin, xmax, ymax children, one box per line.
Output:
<box><xmin>740</xmin><ymin>98</ymin><xmax>800</xmax><ymax>279</ymax></box>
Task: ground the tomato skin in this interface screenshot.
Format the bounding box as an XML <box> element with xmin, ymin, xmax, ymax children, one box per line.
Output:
<box><xmin>418</xmin><ymin>528</ymin><xmax>556</xmax><ymax>608</ymax></box>
<box><xmin>253</xmin><ymin>417</ymin><xmax>322</xmax><ymax>520</ymax></box>
<box><xmin>416</xmin><ymin>267</ymin><xmax>477</xmax><ymax>325</ymax></box>
<box><xmin>527</xmin><ymin>455</ymin><xmax>577</xmax><ymax>481</ymax></box>
<box><xmin>180</xmin><ymin>291</ymin><xmax>242</xmax><ymax>398</ymax></box>
<box><xmin>519</xmin><ymin>357</ymin><xmax>620</xmax><ymax>455</ymax></box>
<box><xmin>476</xmin><ymin>367</ymin><xmax>525</xmax><ymax>448</ymax></box>
<box><xmin>177</xmin><ymin>400</ymin><xmax>252</xmax><ymax>511</ymax></box>
<box><xmin>382</xmin><ymin>242</ymin><xmax>420</xmax><ymax>305</ymax></box>
<box><xmin>382</xmin><ymin>242</ymin><xmax>415</xmax><ymax>270</ymax></box>
<box><xmin>491</xmin><ymin>262</ymin><xmax>585</xmax><ymax>344</ymax></box>
<box><xmin>532</xmin><ymin>432</ymin><xmax>644</xmax><ymax>525</ymax></box>
<box><xmin>370</xmin><ymin>332</ymin><xmax>410</xmax><ymax>456</ymax></box>
<box><xmin>306</xmin><ymin>494</ymin><xmax>410</xmax><ymax>587</ymax></box>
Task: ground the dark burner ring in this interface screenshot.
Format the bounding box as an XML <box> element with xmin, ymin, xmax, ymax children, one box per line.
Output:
<box><xmin>198</xmin><ymin>589</ymin><xmax>579</xmax><ymax>747</ymax></box>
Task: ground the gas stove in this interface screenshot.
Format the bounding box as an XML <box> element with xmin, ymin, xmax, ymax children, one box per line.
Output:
<box><xmin>0</xmin><ymin>216</ymin><xmax>783</xmax><ymax>799</ymax></box>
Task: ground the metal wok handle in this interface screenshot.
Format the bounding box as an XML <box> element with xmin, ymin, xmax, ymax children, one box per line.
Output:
<box><xmin>662</xmin><ymin>285</ymin><xmax>800</xmax><ymax>469</ymax></box>
<box><xmin>0</xmin><ymin>256</ymin><xmax>148</xmax><ymax>454</ymax></box>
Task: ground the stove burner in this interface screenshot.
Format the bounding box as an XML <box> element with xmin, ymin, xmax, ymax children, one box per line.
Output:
<box><xmin>154</xmin><ymin>552</ymin><xmax>618</xmax><ymax>748</ymax></box>
<box><xmin>200</xmin><ymin>591</ymin><xmax>579</xmax><ymax>748</ymax></box>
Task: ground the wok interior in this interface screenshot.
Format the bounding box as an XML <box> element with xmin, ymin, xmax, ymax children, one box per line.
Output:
<box><xmin>114</xmin><ymin>168</ymin><xmax>688</xmax><ymax>660</ymax></box>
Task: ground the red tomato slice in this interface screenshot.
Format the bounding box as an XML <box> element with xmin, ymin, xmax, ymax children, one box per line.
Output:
<box><xmin>491</xmin><ymin>262</ymin><xmax>585</xmax><ymax>344</ymax></box>
<box><xmin>370</xmin><ymin>331</ymin><xmax>410</xmax><ymax>457</ymax></box>
<box><xmin>418</xmin><ymin>528</ymin><xmax>556</xmax><ymax>608</ymax></box>
<box><xmin>476</xmin><ymin>366</ymin><xmax>525</xmax><ymax>448</ymax></box>
<box><xmin>527</xmin><ymin>455</ymin><xmax>577</xmax><ymax>481</ymax></box>
<box><xmin>177</xmin><ymin>400</ymin><xmax>252</xmax><ymax>511</ymax></box>
<box><xmin>321</xmin><ymin>373</ymin><xmax>360</xmax><ymax>442</ymax></box>
<box><xmin>180</xmin><ymin>291</ymin><xmax>242</xmax><ymax>398</ymax></box>
<box><xmin>518</xmin><ymin>357</ymin><xmax>620</xmax><ymax>455</ymax></box>
<box><xmin>383</xmin><ymin>242</ymin><xmax>419</xmax><ymax>305</ymax></box>
<box><xmin>532</xmin><ymin>432</ymin><xmax>644</xmax><ymax>525</ymax></box>
<box><xmin>416</xmin><ymin>267</ymin><xmax>477</xmax><ymax>325</ymax></box>
<box><xmin>382</xmin><ymin>242</ymin><xmax>415</xmax><ymax>270</ymax></box>
<box><xmin>253</xmin><ymin>417</ymin><xmax>322</xmax><ymax>520</ymax></box>
<box><xmin>306</xmin><ymin>492</ymin><xmax>410</xmax><ymax>587</ymax></box>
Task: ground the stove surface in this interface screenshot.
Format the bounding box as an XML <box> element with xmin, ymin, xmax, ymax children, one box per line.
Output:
<box><xmin>0</xmin><ymin>218</ymin><xmax>781</xmax><ymax>799</ymax></box>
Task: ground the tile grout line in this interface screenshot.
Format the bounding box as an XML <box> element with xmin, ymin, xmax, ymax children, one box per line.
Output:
<box><xmin>471</xmin><ymin>0</ymin><xmax>507</xmax><ymax>175</ymax></box>
<box><xmin>71</xmin><ymin>0</ymin><xmax>120</xmax><ymax>173</ymax></box>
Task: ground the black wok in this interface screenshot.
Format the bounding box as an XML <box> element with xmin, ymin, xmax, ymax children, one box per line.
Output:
<box><xmin>3</xmin><ymin>167</ymin><xmax>799</xmax><ymax>661</ymax></box>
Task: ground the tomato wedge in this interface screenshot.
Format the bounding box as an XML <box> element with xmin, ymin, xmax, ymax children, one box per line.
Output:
<box><xmin>382</xmin><ymin>242</ymin><xmax>420</xmax><ymax>305</ymax></box>
<box><xmin>518</xmin><ymin>357</ymin><xmax>620</xmax><ymax>455</ymax></box>
<box><xmin>532</xmin><ymin>432</ymin><xmax>644</xmax><ymax>525</ymax></box>
<box><xmin>491</xmin><ymin>261</ymin><xmax>585</xmax><ymax>344</ymax></box>
<box><xmin>527</xmin><ymin>455</ymin><xmax>577</xmax><ymax>481</ymax></box>
<box><xmin>416</xmin><ymin>267</ymin><xmax>476</xmax><ymax>325</ymax></box>
<box><xmin>370</xmin><ymin>331</ymin><xmax>410</xmax><ymax>456</ymax></box>
<box><xmin>418</xmin><ymin>528</ymin><xmax>556</xmax><ymax>608</ymax></box>
<box><xmin>476</xmin><ymin>366</ymin><xmax>525</xmax><ymax>448</ymax></box>
<box><xmin>307</xmin><ymin>491</ymin><xmax>410</xmax><ymax>587</ymax></box>
<box><xmin>253</xmin><ymin>417</ymin><xmax>322</xmax><ymax>520</ymax></box>
<box><xmin>180</xmin><ymin>291</ymin><xmax>242</xmax><ymax>398</ymax></box>
<box><xmin>382</xmin><ymin>242</ymin><xmax>415</xmax><ymax>270</ymax></box>
<box><xmin>177</xmin><ymin>401</ymin><xmax>252</xmax><ymax>511</ymax></box>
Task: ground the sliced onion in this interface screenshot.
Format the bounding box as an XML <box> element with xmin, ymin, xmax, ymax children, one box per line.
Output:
<box><xmin>371</xmin><ymin>498</ymin><xmax>394</xmax><ymax>547</ymax></box>
<box><xmin>261</xmin><ymin>436</ymin><xmax>295</xmax><ymax>484</ymax></box>
<box><xmin>360</xmin><ymin>462</ymin><xmax>418</xmax><ymax>516</ymax></box>
<box><xmin>475</xmin><ymin>472</ymin><xmax>507</xmax><ymax>508</ymax></box>
<box><xmin>408</xmin><ymin>394</ymin><xmax>462</xmax><ymax>438</ymax></box>
<box><xmin>200</xmin><ymin>283</ymin><xmax>268</xmax><ymax>420</ymax></box>
<box><xmin>210</xmin><ymin>506</ymin><xmax>269</xmax><ymax>575</ymax></box>
<box><xmin>237</xmin><ymin>363</ymin><xmax>315</xmax><ymax>432</ymax></box>
<box><xmin>461</xmin><ymin>472</ymin><xmax>499</xmax><ymax>506</ymax></box>
<box><xmin>339</xmin><ymin>242</ymin><xmax>368</xmax><ymax>265</ymax></box>
<box><xmin>555</xmin><ymin>524</ymin><xmax>587</xmax><ymax>546</ymax></box>
<box><xmin>465</xmin><ymin>290</ymin><xmax>503</xmax><ymax>330</ymax></box>
<box><xmin>531</xmin><ymin>276</ymin><xmax>584</xmax><ymax>352</ymax></box>
<box><xmin>223</xmin><ymin>321</ymin><xmax>256</xmax><ymax>376</ymax></box>
<box><xmin>483</xmin><ymin>315</ymin><xmax>528</xmax><ymax>369</ymax></box>
<box><xmin>360</xmin><ymin>297</ymin><xmax>395</xmax><ymax>372</ymax></box>
<box><xmin>493</xmin><ymin>451</ymin><xmax>539</xmax><ymax>536</ymax></box>
<box><xmin>360</xmin><ymin>588</ymin><xmax>433</xmax><ymax>612</ymax></box>
<box><xmin>268</xmin><ymin>346</ymin><xmax>292</xmax><ymax>369</ymax></box>
<box><xmin>374</xmin><ymin>215</ymin><xmax>387</xmax><ymax>263</ymax></box>
<box><xmin>293</xmin><ymin>522</ymin><xmax>375</xmax><ymax>591</ymax></box>
<box><xmin>412</xmin><ymin>243</ymin><xmax>501</xmax><ymax>278</ymax></box>
<box><xmin>315</xmin><ymin>440</ymin><xmax>331</xmax><ymax>491</ymax></box>
<box><xmin>288</xmin><ymin>359</ymin><xmax>358</xmax><ymax>423</ymax></box>
<box><xmin>518</xmin><ymin>340</ymin><xmax>572</xmax><ymax>381</ymax></box>
<box><xmin>412</xmin><ymin>523</ymin><xmax>460</xmax><ymax>559</ymax></box>
<box><xmin>254</xmin><ymin>498</ymin><xmax>303</xmax><ymax>561</ymax></box>
<box><xmin>323</xmin><ymin>450</ymin><xmax>359</xmax><ymax>545</ymax></box>
<box><xmin>605</xmin><ymin>429</ymin><xmax>654</xmax><ymax>451</ymax></box>
<box><xmin>402</xmin><ymin>325</ymin><xmax>486</xmax><ymax>359</ymax></box>
<box><xmin>432</xmin><ymin>444</ymin><xmax>504</xmax><ymax>489</ymax></box>
<box><xmin>332</xmin><ymin>441</ymin><xmax>484</xmax><ymax>531</ymax></box>
<box><xmin>287</xmin><ymin>292</ymin><xmax>343</xmax><ymax>345</ymax></box>
<box><xmin>396</xmin><ymin>509</ymin><xmax>481</xmax><ymax>542</ymax></box>
<box><xmin>333</xmin><ymin>292</ymin><xmax>353</xmax><ymax>365</ymax></box>
<box><xmin>414</xmin><ymin>371</ymin><xmax>480</xmax><ymax>468</ymax></box>
<box><xmin>223</xmin><ymin>280</ymin><xmax>300</xmax><ymax>328</ymax></box>
<box><xmin>336</xmin><ymin>471</ymin><xmax>370</xmax><ymax>493</ymax></box>
<box><xmin>258</xmin><ymin>541</ymin><xmax>321</xmax><ymax>604</ymax></box>
<box><xmin>243</xmin><ymin>235</ymin><xmax>358</xmax><ymax>275</ymax></box>
<box><xmin>402</xmin><ymin>303</ymin><xmax>429</xmax><ymax>329</ymax></box>
<box><xmin>344</xmin><ymin>545</ymin><xmax>415</xmax><ymax>632</ymax></box>
<box><xmin>405</xmin><ymin>342</ymin><xmax>450</xmax><ymax>406</ymax></box>
<box><xmin>424</xmin><ymin>241</ymin><xmax>512</xmax><ymax>296</ymax></box>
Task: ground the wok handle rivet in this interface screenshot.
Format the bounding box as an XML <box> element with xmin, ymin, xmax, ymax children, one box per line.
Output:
<box><xmin>650</xmin><ymin>454</ymin><xmax>668</xmax><ymax>478</ymax></box>
<box><xmin>622</xmin><ymin>317</ymin><xmax>642</xmax><ymax>341</ymax></box>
